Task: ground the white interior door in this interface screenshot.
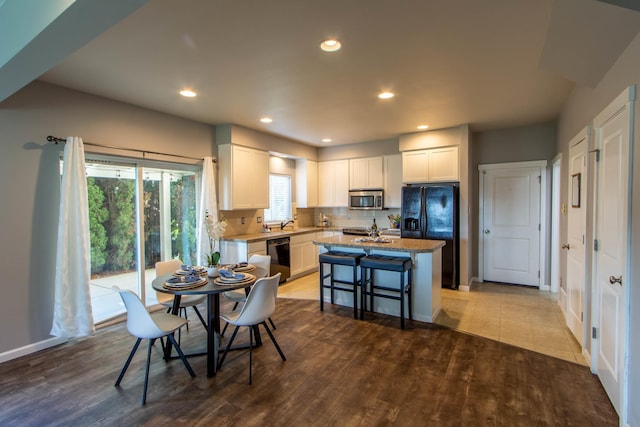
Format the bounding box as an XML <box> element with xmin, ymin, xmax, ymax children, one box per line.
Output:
<box><xmin>565</xmin><ymin>133</ymin><xmax>588</xmax><ymax>346</ymax></box>
<box><xmin>481</xmin><ymin>164</ymin><xmax>541</xmax><ymax>286</ymax></box>
<box><xmin>593</xmin><ymin>88</ymin><xmax>633</xmax><ymax>416</ymax></box>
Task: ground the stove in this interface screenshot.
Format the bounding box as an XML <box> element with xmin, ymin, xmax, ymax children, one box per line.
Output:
<box><xmin>342</xmin><ymin>227</ymin><xmax>370</xmax><ymax>236</ymax></box>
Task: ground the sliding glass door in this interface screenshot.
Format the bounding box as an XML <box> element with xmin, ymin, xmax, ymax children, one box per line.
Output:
<box><xmin>73</xmin><ymin>158</ymin><xmax>199</xmax><ymax>323</ymax></box>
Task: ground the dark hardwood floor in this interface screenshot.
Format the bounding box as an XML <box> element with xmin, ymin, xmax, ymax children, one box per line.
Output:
<box><xmin>0</xmin><ymin>299</ymin><xmax>617</xmax><ymax>426</ymax></box>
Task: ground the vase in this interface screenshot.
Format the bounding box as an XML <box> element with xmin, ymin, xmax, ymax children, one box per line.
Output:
<box><xmin>207</xmin><ymin>266</ymin><xmax>219</xmax><ymax>277</ymax></box>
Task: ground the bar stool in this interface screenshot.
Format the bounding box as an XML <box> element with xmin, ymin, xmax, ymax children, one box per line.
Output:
<box><xmin>360</xmin><ymin>254</ymin><xmax>413</xmax><ymax>329</ymax></box>
<box><xmin>318</xmin><ymin>251</ymin><xmax>365</xmax><ymax>318</ymax></box>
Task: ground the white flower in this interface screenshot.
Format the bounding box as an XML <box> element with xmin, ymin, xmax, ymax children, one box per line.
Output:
<box><xmin>204</xmin><ymin>210</ymin><xmax>227</xmax><ymax>265</ymax></box>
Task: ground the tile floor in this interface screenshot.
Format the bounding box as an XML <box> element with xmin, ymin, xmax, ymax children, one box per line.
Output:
<box><xmin>278</xmin><ymin>272</ymin><xmax>587</xmax><ymax>366</ymax></box>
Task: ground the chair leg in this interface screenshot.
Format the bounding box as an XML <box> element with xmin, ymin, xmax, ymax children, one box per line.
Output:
<box><xmin>191</xmin><ymin>305</ymin><xmax>208</xmax><ymax>331</ymax></box>
<box><xmin>268</xmin><ymin>317</ymin><xmax>277</xmax><ymax>330</ymax></box>
<box><xmin>217</xmin><ymin>325</ymin><xmax>240</xmax><ymax>369</ymax></box>
<box><xmin>261</xmin><ymin>321</ymin><xmax>286</xmax><ymax>361</ymax></box>
<box><xmin>142</xmin><ymin>339</ymin><xmax>154</xmax><ymax>405</ymax></box>
<box><xmin>182</xmin><ymin>307</ymin><xmax>189</xmax><ymax>331</ymax></box>
<box><xmin>232</xmin><ymin>301</ymin><xmax>239</xmax><ymax>311</ymax></box>
<box><xmin>319</xmin><ymin>262</ymin><xmax>325</xmax><ymax>311</ymax></box>
<box><xmin>248</xmin><ymin>326</ymin><xmax>253</xmax><ymax>385</ymax></box>
<box><xmin>166</xmin><ymin>333</ymin><xmax>196</xmax><ymax>377</ymax></box>
<box><xmin>221</xmin><ymin>320</ymin><xmax>230</xmax><ymax>337</ymax></box>
<box><xmin>115</xmin><ymin>337</ymin><xmax>142</xmax><ymax>387</ymax></box>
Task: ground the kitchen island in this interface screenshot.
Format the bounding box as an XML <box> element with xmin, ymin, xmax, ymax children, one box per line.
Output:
<box><xmin>313</xmin><ymin>235</ymin><xmax>445</xmax><ymax>323</ymax></box>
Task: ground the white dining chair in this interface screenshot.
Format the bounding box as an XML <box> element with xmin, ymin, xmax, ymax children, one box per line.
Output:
<box><xmin>113</xmin><ymin>286</ymin><xmax>195</xmax><ymax>405</ymax></box>
<box><xmin>155</xmin><ymin>259</ymin><xmax>207</xmax><ymax>333</ymax></box>
<box><xmin>221</xmin><ymin>254</ymin><xmax>275</xmax><ymax>336</ymax></box>
<box><xmin>217</xmin><ymin>273</ymin><xmax>286</xmax><ymax>384</ymax></box>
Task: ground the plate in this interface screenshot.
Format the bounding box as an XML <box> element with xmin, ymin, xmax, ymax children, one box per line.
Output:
<box><xmin>175</xmin><ymin>266</ymin><xmax>207</xmax><ymax>276</ymax></box>
<box><xmin>214</xmin><ymin>272</ymin><xmax>255</xmax><ymax>285</ymax></box>
<box><xmin>233</xmin><ymin>263</ymin><xmax>256</xmax><ymax>272</ymax></box>
<box><xmin>163</xmin><ymin>277</ymin><xmax>207</xmax><ymax>290</ymax></box>
<box><xmin>217</xmin><ymin>272</ymin><xmax>249</xmax><ymax>282</ymax></box>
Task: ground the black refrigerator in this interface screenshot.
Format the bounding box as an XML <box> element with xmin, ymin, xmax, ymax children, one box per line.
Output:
<box><xmin>401</xmin><ymin>183</ymin><xmax>459</xmax><ymax>289</ymax></box>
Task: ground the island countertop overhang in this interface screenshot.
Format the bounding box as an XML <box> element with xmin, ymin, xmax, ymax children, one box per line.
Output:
<box><xmin>312</xmin><ymin>235</ymin><xmax>445</xmax><ymax>253</ymax></box>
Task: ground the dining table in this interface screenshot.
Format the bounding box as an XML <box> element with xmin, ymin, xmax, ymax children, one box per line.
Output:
<box><xmin>151</xmin><ymin>266</ymin><xmax>267</xmax><ymax>378</ymax></box>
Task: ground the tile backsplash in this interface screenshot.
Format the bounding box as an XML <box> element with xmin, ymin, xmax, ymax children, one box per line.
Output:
<box><xmin>220</xmin><ymin>206</ymin><xmax>401</xmax><ymax>237</ymax></box>
<box><xmin>311</xmin><ymin>207</ymin><xmax>401</xmax><ymax>229</ymax></box>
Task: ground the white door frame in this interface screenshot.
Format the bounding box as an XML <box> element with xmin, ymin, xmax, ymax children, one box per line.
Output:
<box><xmin>478</xmin><ymin>160</ymin><xmax>548</xmax><ymax>286</ymax></box>
<box><xmin>550</xmin><ymin>154</ymin><xmax>562</xmax><ymax>294</ymax></box>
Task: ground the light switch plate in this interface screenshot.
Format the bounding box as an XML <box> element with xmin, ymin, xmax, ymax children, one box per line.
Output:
<box><xmin>257</xmin><ymin>216</ymin><xmax>262</xmax><ymax>223</ymax></box>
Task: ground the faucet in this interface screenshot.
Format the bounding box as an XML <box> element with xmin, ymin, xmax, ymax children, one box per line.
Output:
<box><xmin>280</xmin><ymin>219</ymin><xmax>294</xmax><ymax>230</ymax></box>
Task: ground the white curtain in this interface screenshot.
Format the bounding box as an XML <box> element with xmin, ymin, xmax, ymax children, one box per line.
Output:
<box><xmin>50</xmin><ymin>137</ymin><xmax>94</xmax><ymax>338</ymax></box>
<box><xmin>197</xmin><ymin>156</ymin><xmax>218</xmax><ymax>266</ymax></box>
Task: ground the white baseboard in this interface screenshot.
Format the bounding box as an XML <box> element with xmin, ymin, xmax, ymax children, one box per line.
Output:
<box><xmin>458</xmin><ymin>276</ymin><xmax>478</xmax><ymax>292</ymax></box>
<box><xmin>539</xmin><ymin>284</ymin><xmax>551</xmax><ymax>291</ymax></box>
<box><xmin>0</xmin><ymin>336</ymin><xmax>67</xmax><ymax>364</ymax></box>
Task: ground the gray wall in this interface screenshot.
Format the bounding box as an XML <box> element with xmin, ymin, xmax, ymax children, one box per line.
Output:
<box><xmin>556</xmin><ymin>31</ymin><xmax>640</xmax><ymax>426</ymax></box>
<box><xmin>0</xmin><ymin>81</ymin><xmax>215</xmax><ymax>354</ymax></box>
<box><xmin>470</xmin><ymin>122</ymin><xmax>558</xmax><ymax>277</ymax></box>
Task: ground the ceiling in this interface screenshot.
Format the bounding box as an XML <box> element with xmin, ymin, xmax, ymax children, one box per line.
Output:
<box><xmin>36</xmin><ymin>0</ymin><xmax>640</xmax><ymax>147</ymax></box>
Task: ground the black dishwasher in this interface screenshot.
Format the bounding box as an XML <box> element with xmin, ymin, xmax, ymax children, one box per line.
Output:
<box><xmin>267</xmin><ymin>237</ymin><xmax>290</xmax><ymax>283</ymax></box>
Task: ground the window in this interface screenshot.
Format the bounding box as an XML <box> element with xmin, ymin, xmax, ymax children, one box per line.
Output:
<box><xmin>263</xmin><ymin>174</ymin><xmax>291</xmax><ymax>222</ymax></box>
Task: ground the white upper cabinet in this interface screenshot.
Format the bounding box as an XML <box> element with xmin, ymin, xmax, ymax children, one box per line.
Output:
<box><xmin>383</xmin><ymin>154</ymin><xmax>402</xmax><ymax>208</ymax></box>
<box><xmin>318</xmin><ymin>159</ymin><xmax>349</xmax><ymax>207</ymax></box>
<box><xmin>402</xmin><ymin>146</ymin><xmax>459</xmax><ymax>183</ymax></box>
<box><xmin>218</xmin><ymin>144</ymin><xmax>270</xmax><ymax>210</ymax></box>
<box><xmin>429</xmin><ymin>146</ymin><xmax>459</xmax><ymax>182</ymax></box>
<box><xmin>295</xmin><ymin>159</ymin><xmax>318</xmax><ymax>208</ymax></box>
<box><xmin>349</xmin><ymin>156</ymin><xmax>383</xmax><ymax>190</ymax></box>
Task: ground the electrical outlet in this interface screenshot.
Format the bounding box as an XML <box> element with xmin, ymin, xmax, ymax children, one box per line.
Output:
<box><xmin>241</xmin><ymin>217</ymin><xmax>245</xmax><ymax>224</ymax></box>
<box><xmin>257</xmin><ymin>216</ymin><xmax>262</xmax><ymax>223</ymax></box>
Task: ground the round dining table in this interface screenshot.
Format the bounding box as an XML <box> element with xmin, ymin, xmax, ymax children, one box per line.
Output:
<box><xmin>152</xmin><ymin>266</ymin><xmax>267</xmax><ymax>378</ymax></box>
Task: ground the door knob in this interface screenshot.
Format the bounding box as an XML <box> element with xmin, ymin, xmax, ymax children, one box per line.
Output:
<box><xmin>609</xmin><ymin>276</ymin><xmax>623</xmax><ymax>285</ymax></box>
<box><xmin>484</xmin><ymin>229</ymin><xmax>490</xmax><ymax>234</ymax></box>
<box><xmin>561</xmin><ymin>244</ymin><xmax>570</xmax><ymax>250</ymax></box>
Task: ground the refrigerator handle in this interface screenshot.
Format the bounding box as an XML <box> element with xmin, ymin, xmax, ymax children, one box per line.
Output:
<box><xmin>420</xmin><ymin>188</ymin><xmax>427</xmax><ymax>238</ymax></box>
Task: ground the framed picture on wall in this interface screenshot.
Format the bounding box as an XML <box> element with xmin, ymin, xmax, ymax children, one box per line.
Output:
<box><xmin>571</xmin><ymin>173</ymin><xmax>581</xmax><ymax>207</ymax></box>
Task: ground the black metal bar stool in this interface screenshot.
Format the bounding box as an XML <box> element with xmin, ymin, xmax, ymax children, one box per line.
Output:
<box><xmin>360</xmin><ymin>254</ymin><xmax>413</xmax><ymax>329</ymax></box>
<box><xmin>318</xmin><ymin>251</ymin><xmax>365</xmax><ymax>318</ymax></box>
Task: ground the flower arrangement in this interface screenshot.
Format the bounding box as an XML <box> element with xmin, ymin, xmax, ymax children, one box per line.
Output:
<box><xmin>204</xmin><ymin>210</ymin><xmax>227</xmax><ymax>267</ymax></box>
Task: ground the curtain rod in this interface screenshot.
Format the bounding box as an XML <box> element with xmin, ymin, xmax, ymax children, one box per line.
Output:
<box><xmin>46</xmin><ymin>135</ymin><xmax>214</xmax><ymax>162</ymax></box>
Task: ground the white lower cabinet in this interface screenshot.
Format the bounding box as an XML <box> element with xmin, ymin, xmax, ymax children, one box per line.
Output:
<box><xmin>220</xmin><ymin>240</ymin><xmax>267</xmax><ymax>264</ymax></box>
<box><xmin>290</xmin><ymin>232</ymin><xmax>318</xmax><ymax>277</ymax></box>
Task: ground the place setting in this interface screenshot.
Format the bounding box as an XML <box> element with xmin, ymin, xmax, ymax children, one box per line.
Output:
<box><xmin>162</xmin><ymin>264</ymin><xmax>209</xmax><ymax>290</ymax></box>
<box><xmin>174</xmin><ymin>264</ymin><xmax>208</xmax><ymax>276</ymax></box>
<box><xmin>213</xmin><ymin>268</ymin><xmax>255</xmax><ymax>286</ymax></box>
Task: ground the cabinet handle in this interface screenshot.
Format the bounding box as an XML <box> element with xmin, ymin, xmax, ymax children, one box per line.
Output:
<box><xmin>561</xmin><ymin>244</ymin><xmax>570</xmax><ymax>250</ymax></box>
<box><xmin>484</xmin><ymin>229</ymin><xmax>490</xmax><ymax>234</ymax></box>
<box><xmin>609</xmin><ymin>276</ymin><xmax>623</xmax><ymax>286</ymax></box>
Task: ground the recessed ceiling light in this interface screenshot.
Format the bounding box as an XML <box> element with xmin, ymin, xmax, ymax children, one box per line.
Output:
<box><xmin>320</xmin><ymin>39</ymin><xmax>341</xmax><ymax>52</ymax></box>
<box><xmin>260</xmin><ymin>117</ymin><xmax>273</xmax><ymax>123</ymax></box>
<box><xmin>378</xmin><ymin>91</ymin><xmax>395</xmax><ymax>99</ymax></box>
<box><xmin>322</xmin><ymin>138</ymin><xmax>332</xmax><ymax>143</ymax></box>
<box><xmin>179</xmin><ymin>89</ymin><xmax>197</xmax><ymax>98</ymax></box>
<box><xmin>417</xmin><ymin>125</ymin><xmax>429</xmax><ymax>130</ymax></box>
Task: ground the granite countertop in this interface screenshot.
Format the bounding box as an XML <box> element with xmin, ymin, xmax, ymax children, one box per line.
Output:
<box><xmin>223</xmin><ymin>226</ymin><xmax>340</xmax><ymax>243</ymax></box>
<box><xmin>313</xmin><ymin>234</ymin><xmax>446</xmax><ymax>253</ymax></box>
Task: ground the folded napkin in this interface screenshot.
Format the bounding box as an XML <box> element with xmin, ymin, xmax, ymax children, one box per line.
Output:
<box><xmin>218</xmin><ymin>269</ymin><xmax>244</xmax><ymax>280</ymax></box>
<box><xmin>167</xmin><ymin>275</ymin><xmax>201</xmax><ymax>284</ymax></box>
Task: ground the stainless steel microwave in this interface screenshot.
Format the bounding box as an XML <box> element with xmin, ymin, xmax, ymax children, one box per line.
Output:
<box><xmin>348</xmin><ymin>190</ymin><xmax>384</xmax><ymax>210</ymax></box>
